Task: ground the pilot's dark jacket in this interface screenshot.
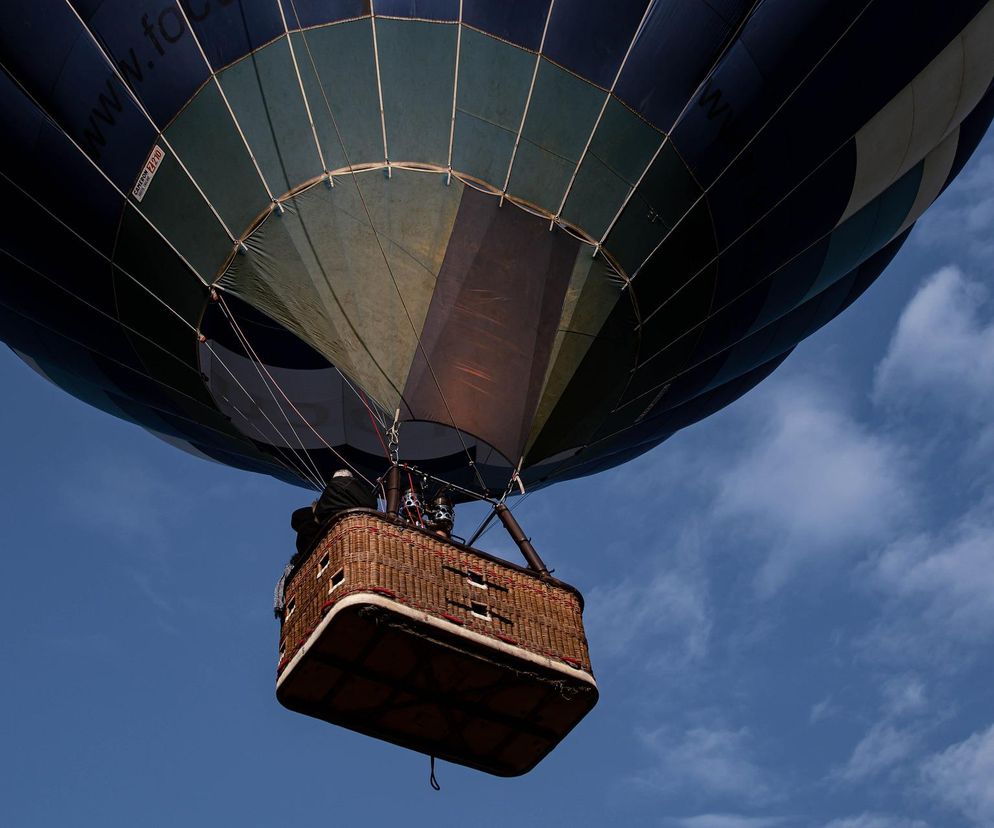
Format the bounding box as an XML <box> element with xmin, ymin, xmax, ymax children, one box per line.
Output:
<box><xmin>290</xmin><ymin>476</ymin><xmax>376</xmax><ymax>558</ymax></box>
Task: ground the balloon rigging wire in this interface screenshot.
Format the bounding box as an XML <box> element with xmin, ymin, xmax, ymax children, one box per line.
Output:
<box><xmin>212</xmin><ymin>389</ymin><xmax>327</xmax><ymax>490</ymax></box>
<box><xmin>405</xmin><ymin>469</ymin><xmax>425</xmax><ymax>525</ymax></box>
<box><xmin>597</xmin><ymin>0</ymin><xmax>768</xmax><ymax>247</ymax></box>
<box><xmin>285</xmin><ymin>0</ymin><xmax>489</xmax><ymax>495</ymax></box>
<box><xmin>274</xmin><ymin>0</ymin><xmax>329</xmax><ymax>176</ymax></box>
<box><xmin>521</xmin><ymin>0</ymin><xmax>881</xmax><ymax>482</ymax></box>
<box><xmin>0</xmin><ymin>234</ymin><xmax>318</xmax><ymax>489</ymax></box>
<box><xmin>173</xmin><ymin>0</ymin><xmax>278</xmax><ymax>203</ymax></box>
<box><xmin>357</xmin><ymin>389</ymin><xmax>393</xmax><ymax>461</ymax></box>
<box><xmin>613</xmin><ymin>154</ymin><xmax>906</xmax><ymax>421</ymax></box>
<box><xmin>551</xmin><ymin>0</ymin><xmax>656</xmax><ymax>226</ymax></box>
<box><xmin>466</xmin><ymin>466</ymin><xmax>526</xmax><ymax>547</ymax></box>
<box><xmin>0</xmin><ymin>61</ymin><xmax>211</xmax><ymax>291</ymax></box>
<box><xmin>618</xmin><ymin>0</ymin><xmax>879</xmax><ymax>288</ymax></box>
<box><xmin>633</xmin><ymin>138</ymin><xmax>863</xmax><ymax>373</ymax></box>
<box><xmin>0</xmin><ymin>66</ymin><xmax>346</xmax><ymax>493</ymax></box>
<box><xmin>0</xmin><ymin>164</ymin><xmax>325</xmax><ymax>492</ymax></box>
<box><xmin>63</xmin><ymin>0</ymin><xmax>238</xmax><ymax>244</ymax></box>
<box><xmin>18</xmin><ymin>0</ymin><xmax>866</xmax><ymax>498</ymax></box>
<box><xmin>605</xmin><ymin>1</ymin><xmax>885</xmax><ymax>391</ymax></box>
<box><xmin>218</xmin><ymin>295</ymin><xmax>379</xmax><ymax>488</ymax></box>
<box><xmin>215</xmin><ymin>297</ymin><xmax>331</xmax><ymax>488</ymax></box>
<box><xmin>499</xmin><ymin>0</ymin><xmax>557</xmax><ymax>204</ymax></box>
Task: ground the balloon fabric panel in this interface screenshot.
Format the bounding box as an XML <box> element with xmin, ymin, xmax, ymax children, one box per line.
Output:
<box><xmin>1</xmin><ymin>0</ymin><xmax>993</xmax><ymax>499</ymax></box>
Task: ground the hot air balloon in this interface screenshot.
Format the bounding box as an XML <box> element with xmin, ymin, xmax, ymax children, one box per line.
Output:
<box><xmin>2</xmin><ymin>0</ymin><xmax>993</xmax><ymax>776</ymax></box>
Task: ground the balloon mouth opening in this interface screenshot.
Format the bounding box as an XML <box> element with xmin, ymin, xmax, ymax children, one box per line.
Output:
<box><xmin>197</xmin><ymin>292</ymin><xmax>521</xmax><ymax>497</ymax></box>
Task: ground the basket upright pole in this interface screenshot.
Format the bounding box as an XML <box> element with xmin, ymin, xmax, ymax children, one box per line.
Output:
<box><xmin>495</xmin><ymin>504</ymin><xmax>549</xmax><ymax>577</ymax></box>
<box><xmin>385</xmin><ymin>464</ymin><xmax>402</xmax><ymax>515</ymax></box>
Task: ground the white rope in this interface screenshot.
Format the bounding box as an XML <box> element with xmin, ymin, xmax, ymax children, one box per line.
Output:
<box><xmin>172</xmin><ymin>0</ymin><xmax>278</xmax><ymax>203</ymax></box>
<box><xmin>63</xmin><ymin>0</ymin><xmax>238</xmax><ymax>244</ymax></box>
<box><xmin>0</xmin><ymin>60</ymin><xmax>213</xmax><ymax>288</ymax></box>
<box><xmin>215</xmin><ymin>298</ymin><xmax>330</xmax><ymax>488</ymax></box>
<box><xmin>625</xmin><ymin>0</ymin><xmax>879</xmax><ymax>284</ymax></box>
<box><xmin>368</xmin><ymin>0</ymin><xmax>391</xmax><ymax>172</ymax></box>
<box><xmin>628</xmin><ymin>140</ymin><xmax>887</xmax><ymax>388</ymax></box>
<box><xmin>548</xmin><ymin>3</ymin><xmax>889</xmax><ymax>455</ymax></box>
<box><xmin>218</xmin><ymin>392</ymin><xmax>324</xmax><ymax>489</ymax></box>
<box><xmin>0</xmin><ymin>252</ymin><xmax>320</xmax><ymax>485</ymax></box>
<box><xmin>500</xmin><ymin>0</ymin><xmax>556</xmax><ymax>205</ymax></box>
<box><xmin>637</xmin><ymin>127</ymin><xmax>855</xmax><ymax>339</ymax></box>
<box><xmin>0</xmin><ymin>244</ymin><xmax>194</xmax><ymax>377</ymax></box>
<box><xmin>285</xmin><ymin>0</ymin><xmax>491</xmax><ymax>494</ymax></box>
<box><xmin>204</xmin><ymin>339</ymin><xmax>327</xmax><ymax>489</ymax></box>
<box><xmin>275</xmin><ymin>0</ymin><xmax>329</xmax><ymax>174</ymax></box>
<box><xmin>0</xmin><ymin>167</ymin><xmax>323</xmax><ymax>490</ymax></box>
<box><xmin>1</xmin><ymin>35</ymin><xmax>371</xmax><ymax>491</ymax></box>
<box><xmin>0</xmin><ymin>169</ymin><xmax>201</xmax><ymax>335</ymax></box>
<box><xmin>552</xmin><ymin>0</ymin><xmax>656</xmax><ymax>226</ymax></box>
<box><xmin>219</xmin><ymin>295</ymin><xmax>377</xmax><ymax>487</ymax></box>
<box><xmin>445</xmin><ymin>0</ymin><xmax>465</xmax><ymax>184</ymax></box>
<box><xmin>598</xmin><ymin>0</ymin><xmax>767</xmax><ymax>246</ymax></box>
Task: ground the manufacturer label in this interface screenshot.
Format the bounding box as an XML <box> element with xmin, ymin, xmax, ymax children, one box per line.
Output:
<box><xmin>132</xmin><ymin>145</ymin><xmax>165</xmax><ymax>203</ymax></box>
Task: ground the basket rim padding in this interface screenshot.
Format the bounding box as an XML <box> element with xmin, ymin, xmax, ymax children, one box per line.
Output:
<box><xmin>292</xmin><ymin>507</ymin><xmax>585</xmax><ymax>609</ymax></box>
<box><xmin>277</xmin><ymin>592</ymin><xmax>597</xmax><ymax>692</ymax></box>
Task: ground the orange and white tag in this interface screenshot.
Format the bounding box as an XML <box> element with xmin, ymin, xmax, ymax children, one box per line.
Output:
<box><xmin>132</xmin><ymin>145</ymin><xmax>165</xmax><ymax>203</ymax></box>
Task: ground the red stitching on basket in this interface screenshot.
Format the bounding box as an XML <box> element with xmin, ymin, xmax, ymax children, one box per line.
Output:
<box><xmin>440</xmin><ymin>612</ymin><xmax>465</xmax><ymax>626</ymax></box>
<box><xmin>370</xmin><ymin>586</ymin><xmax>396</xmax><ymax>598</ymax></box>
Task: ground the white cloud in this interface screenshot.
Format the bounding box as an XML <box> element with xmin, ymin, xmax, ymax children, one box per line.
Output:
<box><xmin>870</xmin><ymin>502</ymin><xmax>994</xmax><ymax>641</ymax></box>
<box><xmin>855</xmin><ymin>267</ymin><xmax>994</xmax><ymax>660</ymax></box>
<box><xmin>880</xmin><ymin>674</ymin><xmax>928</xmax><ymax>720</ymax></box>
<box><xmin>810</xmin><ymin>696</ymin><xmax>839</xmax><ymax>724</ymax></box>
<box><xmin>673</xmin><ymin>816</ymin><xmax>788</xmax><ymax>828</ymax></box>
<box><xmin>713</xmin><ymin>379</ymin><xmax>911</xmax><ymax>594</ymax></box>
<box><xmin>584</xmin><ymin>563</ymin><xmax>711</xmax><ymax>671</ymax></box>
<box><xmin>915</xmin><ymin>150</ymin><xmax>994</xmax><ymax>259</ymax></box>
<box><xmin>822</xmin><ymin>815</ymin><xmax>928</xmax><ymax>828</ymax></box>
<box><xmin>835</xmin><ymin>722</ymin><xmax>920</xmax><ymax>783</ymax></box>
<box><xmin>874</xmin><ymin>266</ymin><xmax>994</xmax><ymax>420</ymax></box>
<box><xmin>636</xmin><ymin>725</ymin><xmax>775</xmax><ymax>804</ymax></box>
<box><xmin>57</xmin><ymin>459</ymin><xmax>193</xmax><ymax>552</ymax></box>
<box><xmin>921</xmin><ymin>723</ymin><xmax>994</xmax><ymax>826</ymax></box>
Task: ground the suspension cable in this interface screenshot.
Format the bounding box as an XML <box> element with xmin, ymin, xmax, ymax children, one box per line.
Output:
<box><xmin>0</xmin><ymin>173</ymin><xmax>326</xmax><ymax>490</ymax></box>
<box><xmin>214</xmin><ymin>297</ymin><xmax>329</xmax><ymax>488</ymax></box>
<box><xmin>218</xmin><ymin>294</ymin><xmax>377</xmax><ymax>488</ymax></box>
<box><xmin>613</xmin><ymin>0</ymin><xmax>878</xmax><ymax>286</ymax></box>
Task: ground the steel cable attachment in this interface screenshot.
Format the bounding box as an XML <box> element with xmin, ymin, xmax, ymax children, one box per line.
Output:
<box><xmin>386</xmin><ymin>408</ymin><xmax>401</xmax><ymax>464</ymax></box>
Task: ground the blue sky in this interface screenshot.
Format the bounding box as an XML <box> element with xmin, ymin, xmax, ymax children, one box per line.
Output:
<box><xmin>3</xmin><ymin>132</ymin><xmax>994</xmax><ymax>828</ymax></box>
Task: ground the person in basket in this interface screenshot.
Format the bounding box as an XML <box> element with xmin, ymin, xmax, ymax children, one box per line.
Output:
<box><xmin>275</xmin><ymin>469</ymin><xmax>376</xmax><ymax>617</ymax></box>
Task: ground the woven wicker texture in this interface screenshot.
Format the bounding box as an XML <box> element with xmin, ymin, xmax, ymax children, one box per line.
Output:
<box><xmin>278</xmin><ymin>511</ymin><xmax>591</xmax><ymax>675</ymax></box>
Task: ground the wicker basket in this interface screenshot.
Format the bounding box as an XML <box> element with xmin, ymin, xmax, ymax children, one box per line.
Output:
<box><xmin>276</xmin><ymin>509</ymin><xmax>597</xmax><ymax>776</ymax></box>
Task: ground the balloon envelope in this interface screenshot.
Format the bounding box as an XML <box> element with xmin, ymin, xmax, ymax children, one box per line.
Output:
<box><xmin>1</xmin><ymin>0</ymin><xmax>993</xmax><ymax>496</ymax></box>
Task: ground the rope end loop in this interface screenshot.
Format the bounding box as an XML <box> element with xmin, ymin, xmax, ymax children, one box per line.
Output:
<box><xmin>429</xmin><ymin>755</ymin><xmax>441</xmax><ymax>791</ymax></box>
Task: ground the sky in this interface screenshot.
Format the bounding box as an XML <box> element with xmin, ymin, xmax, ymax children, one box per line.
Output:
<box><xmin>2</xmin><ymin>133</ymin><xmax>994</xmax><ymax>828</ymax></box>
